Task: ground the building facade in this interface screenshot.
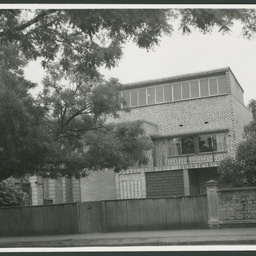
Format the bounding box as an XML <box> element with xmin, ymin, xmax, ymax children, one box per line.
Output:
<box><xmin>26</xmin><ymin>67</ymin><xmax>252</xmax><ymax>205</ymax></box>
<box><xmin>81</xmin><ymin>67</ymin><xmax>251</xmax><ymax>200</ymax></box>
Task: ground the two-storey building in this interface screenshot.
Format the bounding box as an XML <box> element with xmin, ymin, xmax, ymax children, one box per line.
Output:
<box><xmin>80</xmin><ymin>67</ymin><xmax>252</xmax><ymax>201</ymax></box>
<box><xmin>27</xmin><ymin>67</ymin><xmax>252</xmax><ymax>204</ymax></box>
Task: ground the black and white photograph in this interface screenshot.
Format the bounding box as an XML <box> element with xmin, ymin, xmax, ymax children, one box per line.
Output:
<box><xmin>0</xmin><ymin>3</ymin><xmax>256</xmax><ymax>252</ymax></box>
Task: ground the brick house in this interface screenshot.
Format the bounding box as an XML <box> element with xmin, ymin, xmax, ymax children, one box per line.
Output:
<box><xmin>27</xmin><ymin>67</ymin><xmax>252</xmax><ymax>205</ymax></box>
<box><xmin>80</xmin><ymin>67</ymin><xmax>252</xmax><ymax>200</ymax></box>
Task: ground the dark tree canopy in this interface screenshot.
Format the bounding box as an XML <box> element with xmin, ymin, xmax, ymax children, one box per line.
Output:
<box><xmin>1</xmin><ymin>8</ymin><xmax>256</xmax><ymax>181</ymax></box>
<box><xmin>218</xmin><ymin>99</ymin><xmax>256</xmax><ymax>187</ymax></box>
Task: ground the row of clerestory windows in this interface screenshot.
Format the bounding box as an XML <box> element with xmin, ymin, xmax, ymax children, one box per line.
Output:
<box><xmin>121</xmin><ymin>75</ymin><xmax>227</xmax><ymax>108</ymax></box>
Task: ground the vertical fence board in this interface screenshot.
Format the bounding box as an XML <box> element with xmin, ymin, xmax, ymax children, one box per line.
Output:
<box><xmin>126</xmin><ymin>200</ymin><xmax>141</xmax><ymax>231</ymax></box>
<box><xmin>180</xmin><ymin>197</ymin><xmax>196</xmax><ymax>229</ymax></box>
<box><xmin>20</xmin><ymin>207</ymin><xmax>33</xmax><ymax>235</ymax></box>
<box><xmin>139</xmin><ymin>199</ymin><xmax>162</xmax><ymax>231</ymax></box>
<box><xmin>193</xmin><ymin>196</ymin><xmax>208</xmax><ymax>228</ymax></box>
<box><xmin>32</xmin><ymin>206</ymin><xmax>45</xmax><ymax>235</ymax></box>
<box><xmin>105</xmin><ymin>200</ymin><xmax>128</xmax><ymax>232</ymax></box>
<box><xmin>165</xmin><ymin>198</ymin><xmax>182</xmax><ymax>229</ymax></box>
<box><xmin>151</xmin><ymin>199</ymin><xmax>168</xmax><ymax>230</ymax></box>
<box><xmin>79</xmin><ymin>202</ymin><xmax>102</xmax><ymax>233</ymax></box>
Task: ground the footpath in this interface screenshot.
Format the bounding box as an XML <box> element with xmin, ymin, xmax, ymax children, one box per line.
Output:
<box><xmin>1</xmin><ymin>227</ymin><xmax>256</xmax><ymax>248</ymax></box>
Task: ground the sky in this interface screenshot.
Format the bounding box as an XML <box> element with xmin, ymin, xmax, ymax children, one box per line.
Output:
<box><xmin>24</xmin><ymin>7</ymin><xmax>256</xmax><ymax>106</ymax></box>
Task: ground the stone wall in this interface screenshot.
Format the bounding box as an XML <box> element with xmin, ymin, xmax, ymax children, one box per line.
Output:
<box><xmin>206</xmin><ymin>181</ymin><xmax>256</xmax><ymax>228</ymax></box>
<box><xmin>218</xmin><ymin>187</ymin><xmax>256</xmax><ymax>224</ymax></box>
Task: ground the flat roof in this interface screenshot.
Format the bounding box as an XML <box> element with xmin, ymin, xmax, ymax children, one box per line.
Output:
<box><xmin>121</xmin><ymin>67</ymin><xmax>244</xmax><ymax>92</ymax></box>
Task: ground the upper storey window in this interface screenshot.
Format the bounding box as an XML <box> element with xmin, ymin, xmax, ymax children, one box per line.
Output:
<box><xmin>168</xmin><ymin>132</ymin><xmax>227</xmax><ymax>157</ymax></box>
<box><xmin>121</xmin><ymin>75</ymin><xmax>227</xmax><ymax>108</ymax></box>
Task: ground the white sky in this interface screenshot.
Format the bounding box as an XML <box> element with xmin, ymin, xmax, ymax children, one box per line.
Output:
<box><xmin>24</xmin><ymin>7</ymin><xmax>256</xmax><ymax>106</ymax></box>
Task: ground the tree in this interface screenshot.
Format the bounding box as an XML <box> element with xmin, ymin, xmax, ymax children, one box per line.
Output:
<box><xmin>0</xmin><ymin>9</ymin><xmax>170</xmax><ymax>181</ymax></box>
<box><xmin>0</xmin><ymin>180</ymin><xmax>24</xmax><ymax>207</ymax></box>
<box><xmin>218</xmin><ymin>99</ymin><xmax>256</xmax><ymax>187</ymax></box>
<box><xmin>1</xmin><ymin>8</ymin><xmax>256</xmax><ymax>181</ymax></box>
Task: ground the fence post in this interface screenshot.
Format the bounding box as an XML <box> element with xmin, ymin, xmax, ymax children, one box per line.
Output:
<box><xmin>77</xmin><ymin>202</ymin><xmax>81</xmax><ymax>234</ymax></box>
<box><xmin>206</xmin><ymin>180</ymin><xmax>220</xmax><ymax>229</ymax></box>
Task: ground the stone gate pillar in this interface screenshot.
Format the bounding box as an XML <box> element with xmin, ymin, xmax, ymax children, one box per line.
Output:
<box><xmin>206</xmin><ymin>180</ymin><xmax>220</xmax><ymax>229</ymax></box>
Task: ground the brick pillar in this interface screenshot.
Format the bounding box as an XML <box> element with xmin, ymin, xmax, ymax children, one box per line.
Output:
<box><xmin>183</xmin><ymin>169</ymin><xmax>190</xmax><ymax>196</ymax></box>
<box><xmin>206</xmin><ymin>180</ymin><xmax>220</xmax><ymax>229</ymax></box>
<box><xmin>29</xmin><ymin>176</ymin><xmax>38</xmax><ymax>205</ymax></box>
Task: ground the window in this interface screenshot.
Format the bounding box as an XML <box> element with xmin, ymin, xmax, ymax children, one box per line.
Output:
<box><xmin>156</xmin><ymin>86</ymin><xmax>164</xmax><ymax>103</ymax></box>
<box><xmin>168</xmin><ymin>132</ymin><xmax>226</xmax><ymax>157</ymax></box>
<box><xmin>218</xmin><ymin>76</ymin><xmax>228</xmax><ymax>94</ymax></box>
<box><xmin>200</xmin><ymin>79</ymin><xmax>209</xmax><ymax>97</ymax></box>
<box><xmin>173</xmin><ymin>83</ymin><xmax>181</xmax><ymax>100</ymax></box>
<box><xmin>198</xmin><ymin>133</ymin><xmax>226</xmax><ymax>153</ymax></box>
<box><xmin>181</xmin><ymin>137</ymin><xmax>195</xmax><ymax>154</ymax></box>
<box><xmin>216</xmin><ymin>133</ymin><xmax>226</xmax><ymax>151</ymax></box>
<box><xmin>168</xmin><ymin>136</ymin><xmax>195</xmax><ymax>156</ymax></box>
<box><xmin>209</xmin><ymin>78</ymin><xmax>218</xmax><ymax>95</ymax></box>
<box><xmin>198</xmin><ymin>134</ymin><xmax>216</xmax><ymax>153</ymax></box>
<box><xmin>123</xmin><ymin>91</ymin><xmax>130</xmax><ymax>107</ymax></box>
<box><xmin>120</xmin><ymin>75</ymin><xmax>228</xmax><ymax>108</ymax></box>
<box><xmin>164</xmin><ymin>84</ymin><xmax>172</xmax><ymax>102</ymax></box>
<box><xmin>191</xmin><ymin>80</ymin><xmax>199</xmax><ymax>98</ymax></box>
<box><xmin>139</xmin><ymin>88</ymin><xmax>146</xmax><ymax>106</ymax></box>
<box><xmin>168</xmin><ymin>138</ymin><xmax>182</xmax><ymax>157</ymax></box>
<box><xmin>131</xmin><ymin>90</ymin><xmax>138</xmax><ymax>107</ymax></box>
<box><xmin>182</xmin><ymin>82</ymin><xmax>190</xmax><ymax>99</ymax></box>
<box><xmin>147</xmin><ymin>87</ymin><xmax>155</xmax><ymax>105</ymax></box>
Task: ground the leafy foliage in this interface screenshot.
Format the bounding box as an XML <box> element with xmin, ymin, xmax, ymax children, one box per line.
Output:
<box><xmin>0</xmin><ymin>180</ymin><xmax>24</xmax><ymax>207</ymax></box>
<box><xmin>1</xmin><ymin>8</ymin><xmax>256</xmax><ymax>181</ymax></box>
<box><xmin>218</xmin><ymin>99</ymin><xmax>256</xmax><ymax>187</ymax></box>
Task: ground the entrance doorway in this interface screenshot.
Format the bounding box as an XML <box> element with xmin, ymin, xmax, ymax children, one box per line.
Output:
<box><xmin>189</xmin><ymin>167</ymin><xmax>218</xmax><ymax>195</ymax></box>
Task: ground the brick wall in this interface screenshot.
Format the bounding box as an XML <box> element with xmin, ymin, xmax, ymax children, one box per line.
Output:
<box><xmin>72</xmin><ymin>178</ymin><xmax>81</xmax><ymax>202</ymax></box>
<box><xmin>111</xmin><ymin>95</ymin><xmax>233</xmax><ymax>137</ymax></box>
<box><xmin>80</xmin><ymin>169</ymin><xmax>116</xmax><ymax>202</ymax></box>
<box><xmin>228</xmin><ymin>71</ymin><xmax>244</xmax><ymax>104</ymax></box>
<box><xmin>55</xmin><ymin>177</ymin><xmax>63</xmax><ymax>203</ymax></box>
<box><xmin>65</xmin><ymin>177</ymin><xmax>73</xmax><ymax>203</ymax></box>
<box><xmin>231</xmin><ymin>96</ymin><xmax>252</xmax><ymax>150</ymax></box>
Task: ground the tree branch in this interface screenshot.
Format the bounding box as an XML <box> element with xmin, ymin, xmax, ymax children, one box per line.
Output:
<box><xmin>0</xmin><ymin>10</ymin><xmax>58</xmax><ymax>37</ymax></box>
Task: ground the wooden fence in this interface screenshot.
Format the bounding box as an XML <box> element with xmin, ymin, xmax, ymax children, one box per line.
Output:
<box><xmin>0</xmin><ymin>203</ymin><xmax>79</xmax><ymax>236</ymax></box>
<box><xmin>102</xmin><ymin>196</ymin><xmax>208</xmax><ymax>232</ymax></box>
<box><xmin>0</xmin><ymin>195</ymin><xmax>208</xmax><ymax>236</ymax></box>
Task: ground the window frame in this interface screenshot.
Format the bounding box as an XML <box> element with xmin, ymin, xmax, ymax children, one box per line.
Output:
<box><xmin>120</xmin><ymin>75</ymin><xmax>228</xmax><ymax>108</ymax></box>
<box><xmin>167</xmin><ymin>132</ymin><xmax>227</xmax><ymax>158</ymax></box>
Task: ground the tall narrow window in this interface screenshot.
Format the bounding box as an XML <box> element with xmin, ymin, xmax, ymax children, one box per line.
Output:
<box><xmin>200</xmin><ymin>79</ymin><xmax>209</xmax><ymax>97</ymax></box>
<box><xmin>131</xmin><ymin>90</ymin><xmax>138</xmax><ymax>107</ymax></box>
<box><xmin>218</xmin><ymin>76</ymin><xmax>228</xmax><ymax>94</ymax></box>
<box><xmin>191</xmin><ymin>80</ymin><xmax>199</xmax><ymax>98</ymax></box>
<box><xmin>139</xmin><ymin>88</ymin><xmax>146</xmax><ymax>106</ymax></box>
<box><xmin>209</xmin><ymin>78</ymin><xmax>218</xmax><ymax>95</ymax></box>
<box><xmin>181</xmin><ymin>136</ymin><xmax>195</xmax><ymax>154</ymax></box>
<box><xmin>147</xmin><ymin>87</ymin><xmax>155</xmax><ymax>105</ymax></box>
<box><xmin>182</xmin><ymin>82</ymin><xmax>190</xmax><ymax>99</ymax></box>
<box><xmin>164</xmin><ymin>84</ymin><xmax>172</xmax><ymax>102</ymax></box>
<box><xmin>156</xmin><ymin>86</ymin><xmax>164</xmax><ymax>103</ymax></box>
<box><xmin>216</xmin><ymin>133</ymin><xmax>226</xmax><ymax>151</ymax></box>
<box><xmin>173</xmin><ymin>83</ymin><xmax>181</xmax><ymax>100</ymax></box>
<box><xmin>123</xmin><ymin>90</ymin><xmax>130</xmax><ymax>107</ymax></box>
<box><xmin>198</xmin><ymin>134</ymin><xmax>216</xmax><ymax>153</ymax></box>
<box><xmin>168</xmin><ymin>138</ymin><xmax>182</xmax><ymax>157</ymax></box>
